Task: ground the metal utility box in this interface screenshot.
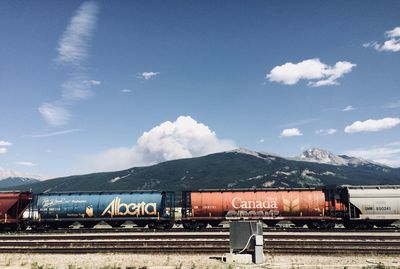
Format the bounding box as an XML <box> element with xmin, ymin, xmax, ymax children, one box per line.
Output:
<box><xmin>229</xmin><ymin>221</ymin><xmax>263</xmax><ymax>251</ymax></box>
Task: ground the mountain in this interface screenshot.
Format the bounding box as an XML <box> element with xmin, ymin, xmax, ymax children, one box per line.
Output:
<box><xmin>2</xmin><ymin>148</ymin><xmax>399</xmax><ymax>193</ymax></box>
<box><xmin>0</xmin><ymin>168</ymin><xmax>42</xmax><ymax>189</ymax></box>
<box><xmin>0</xmin><ymin>177</ymin><xmax>40</xmax><ymax>189</ymax></box>
<box><xmin>295</xmin><ymin>148</ymin><xmax>385</xmax><ymax>167</ymax></box>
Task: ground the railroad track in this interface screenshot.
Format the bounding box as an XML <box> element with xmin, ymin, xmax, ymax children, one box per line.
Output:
<box><xmin>6</xmin><ymin>226</ymin><xmax>400</xmax><ymax>234</ymax></box>
<box><xmin>0</xmin><ymin>232</ymin><xmax>399</xmax><ymax>255</ymax></box>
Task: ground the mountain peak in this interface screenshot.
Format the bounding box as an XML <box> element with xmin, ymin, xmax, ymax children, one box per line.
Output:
<box><xmin>0</xmin><ymin>167</ymin><xmax>46</xmax><ymax>181</ymax></box>
<box><xmin>295</xmin><ymin>148</ymin><xmax>385</xmax><ymax>167</ymax></box>
<box><xmin>297</xmin><ymin>148</ymin><xmax>349</xmax><ymax>166</ymax></box>
<box><xmin>226</xmin><ymin>148</ymin><xmax>279</xmax><ymax>160</ymax></box>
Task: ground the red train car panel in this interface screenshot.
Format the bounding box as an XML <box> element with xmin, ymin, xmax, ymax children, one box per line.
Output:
<box><xmin>0</xmin><ymin>192</ymin><xmax>32</xmax><ymax>227</ymax></box>
<box><xmin>190</xmin><ymin>190</ymin><xmax>325</xmax><ymax>218</ymax></box>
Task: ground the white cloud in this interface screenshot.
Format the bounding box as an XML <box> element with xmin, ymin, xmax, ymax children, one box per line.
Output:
<box><xmin>31</xmin><ymin>129</ymin><xmax>80</xmax><ymax>138</ymax></box>
<box><xmin>0</xmin><ymin>148</ymin><xmax>8</xmax><ymax>154</ymax></box>
<box><xmin>0</xmin><ymin>167</ymin><xmax>47</xmax><ymax>180</ymax></box>
<box><xmin>38</xmin><ymin>103</ymin><xmax>71</xmax><ymax>126</ymax></box>
<box><xmin>88</xmin><ymin>80</ymin><xmax>101</xmax><ymax>85</ymax></box>
<box><xmin>344</xmin><ymin>117</ymin><xmax>400</xmax><ymax>133</ymax></box>
<box><xmin>39</xmin><ymin>2</ymin><xmax>100</xmax><ymax>126</ymax></box>
<box><xmin>385</xmin><ymin>100</ymin><xmax>400</xmax><ymax>109</ymax></box>
<box><xmin>16</xmin><ymin>161</ymin><xmax>36</xmax><ymax>167</ymax></box>
<box><xmin>137</xmin><ymin>72</ymin><xmax>160</xmax><ymax>80</ymax></box>
<box><xmin>56</xmin><ymin>1</ymin><xmax>99</xmax><ymax>65</ymax></box>
<box><xmin>0</xmin><ymin>141</ymin><xmax>12</xmax><ymax>147</ymax></box>
<box><xmin>84</xmin><ymin>116</ymin><xmax>236</xmax><ymax>171</ymax></box>
<box><xmin>257</xmin><ymin>139</ymin><xmax>265</xmax><ymax>143</ymax></box>
<box><xmin>316</xmin><ymin>129</ymin><xmax>337</xmax><ymax>135</ymax></box>
<box><xmin>345</xmin><ymin>141</ymin><xmax>400</xmax><ymax>167</ymax></box>
<box><xmin>342</xmin><ymin>105</ymin><xmax>355</xmax><ymax>112</ymax></box>
<box><xmin>121</xmin><ymin>89</ymin><xmax>132</xmax><ymax>93</ymax></box>
<box><xmin>280</xmin><ymin>118</ymin><xmax>318</xmax><ymax>128</ymax></box>
<box><xmin>280</xmin><ymin>128</ymin><xmax>303</xmax><ymax>137</ymax></box>
<box><xmin>363</xmin><ymin>26</ymin><xmax>400</xmax><ymax>52</ymax></box>
<box><xmin>61</xmin><ymin>75</ymin><xmax>100</xmax><ymax>101</ymax></box>
<box><xmin>266</xmin><ymin>58</ymin><xmax>356</xmax><ymax>87</ymax></box>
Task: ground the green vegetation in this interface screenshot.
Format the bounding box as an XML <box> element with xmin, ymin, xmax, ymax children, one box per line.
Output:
<box><xmin>4</xmin><ymin>151</ymin><xmax>400</xmax><ymax>193</ymax></box>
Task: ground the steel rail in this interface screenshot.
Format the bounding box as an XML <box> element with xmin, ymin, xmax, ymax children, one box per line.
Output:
<box><xmin>0</xmin><ymin>232</ymin><xmax>399</xmax><ymax>254</ymax></box>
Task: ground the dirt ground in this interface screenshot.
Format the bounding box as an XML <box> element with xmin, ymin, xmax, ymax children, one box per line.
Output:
<box><xmin>0</xmin><ymin>253</ymin><xmax>399</xmax><ymax>269</ymax></box>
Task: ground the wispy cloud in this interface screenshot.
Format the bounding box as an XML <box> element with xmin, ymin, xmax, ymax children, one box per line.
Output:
<box><xmin>0</xmin><ymin>148</ymin><xmax>8</xmax><ymax>154</ymax></box>
<box><xmin>31</xmin><ymin>129</ymin><xmax>80</xmax><ymax>138</ymax></box>
<box><xmin>121</xmin><ymin>89</ymin><xmax>132</xmax><ymax>93</ymax></box>
<box><xmin>137</xmin><ymin>72</ymin><xmax>160</xmax><ymax>80</ymax></box>
<box><xmin>39</xmin><ymin>2</ymin><xmax>100</xmax><ymax>127</ymax></box>
<box><xmin>345</xmin><ymin>141</ymin><xmax>400</xmax><ymax>167</ymax></box>
<box><xmin>280</xmin><ymin>118</ymin><xmax>318</xmax><ymax>128</ymax></box>
<box><xmin>56</xmin><ymin>1</ymin><xmax>99</xmax><ymax>65</ymax></box>
<box><xmin>280</xmin><ymin>128</ymin><xmax>303</xmax><ymax>137</ymax></box>
<box><xmin>61</xmin><ymin>75</ymin><xmax>101</xmax><ymax>101</ymax></box>
<box><xmin>266</xmin><ymin>58</ymin><xmax>356</xmax><ymax>87</ymax></box>
<box><xmin>0</xmin><ymin>141</ymin><xmax>12</xmax><ymax>147</ymax></box>
<box><xmin>16</xmin><ymin>161</ymin><xmax>36</xmax><ymax>167</ymax></box>
<box><xmin>342</xmin><ymin>105</ymin><xmax>355</xmax><ymax>112</ymax></box>
<box><xmin>384</xmin><ymin>100</ymin><xmax>400</xmax><ymax>109</ymax></box>
<box><xmin>345</xmin><ymin>117</ymin><xmax>400</xmax><ymax>133</ymax></box>
<box><xmin>316</xmin><ymin>128</ymin><xmax>337</xmax><ymax>135</ymax></box>
<box><xmin>363</xmin><ymin>26</ymin><xmax>400</xmax><ymax>52</ymax></box>
<box><xmin>38</xmin><ymin>103</ymin><xmax>71</xmax><ymax>126</ymax></box>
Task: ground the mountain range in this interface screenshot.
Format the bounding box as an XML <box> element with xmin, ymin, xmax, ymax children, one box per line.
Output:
<box><xmin>0</xmin><ymin>168</ymin><xmax>41</xmax><ymax>189</ymax></box>
<box><xmin>1</xmin><ymin>148</ymin><xmax>399</xmax><ymax>193</ymax></box>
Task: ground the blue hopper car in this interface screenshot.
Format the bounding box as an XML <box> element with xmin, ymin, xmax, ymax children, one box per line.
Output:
<box><xmin>26</xmin><ymin>191</ymin><xmax>174</xmax><ymax>229</ymax></box>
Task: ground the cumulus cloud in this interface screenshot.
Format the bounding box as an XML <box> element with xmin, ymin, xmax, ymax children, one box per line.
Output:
<box><xmin>316</xmin><ymin>128</ymin><xmax>337</xmax><ymax>135</ymax></box>
<box><xmin>137</xmin><ymin>72</ymin><xmax>160</xmax><ymax>80</ymax></box>
<box><xmin>266</xmin><ymin>58</ymin><xmax>356</xmax><ymax>87</ymax></box>
<box><xmin>84</xmin><ymin>116</ymin><xmax>236</xmax><ymax>171</ymax></box>
<box><xmin>38</xmin><ymin>103</ymin><xmax>71</xmax><ymax>126</ymax></box>
<box><xmin>345</xmin><ymin>141</ymin><xmax>400</xmax><ymax>167</ymax></box>
<box><xmin>342</xmin><ymin>105</ymin><xmax>355</xmax><ymax>112</ymax></box>
<box><xmin>16</xmin><ymin>161</ymin><xmax>36</xmax><ymax>167</ymax></box>
<box><xmin>0</xmin><ymin>141</ymin><xmax>12</xmax><ymax>147</ymax></box>
<box><xmin>280</xmin><ymin>128</ymin><xmax>303</xmax><ymax>137</ymax></box>
<box><xmin>0</xmin><ymin>148</ymin><xmax>8</xmax><ymax>154</ymax></box>
<box><xmin>363</xmin><ymin>26</ymin><xmax>400</xmax><ymax>52</ymax></box>
<box><xmin>56</xmin><ymin>1</ymin><xmax>99</xmax><ymax>65</ymax></box>
<box><xmin>344</xmin><ymin>117</ymin><xmax>400</xmax><ymax>133</ymax></box>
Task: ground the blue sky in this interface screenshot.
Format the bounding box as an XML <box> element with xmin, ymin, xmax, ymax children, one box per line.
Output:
<box><xmin>0</xmin><ymin>1</ymin><xmax>399</xmax><ymax>178</ymax></box>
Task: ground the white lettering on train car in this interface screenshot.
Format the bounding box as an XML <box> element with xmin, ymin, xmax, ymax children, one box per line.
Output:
<box><xmin>232</xmin><ymin>197</ymin><xmax>278</xmax><ymax>209</ymax></box>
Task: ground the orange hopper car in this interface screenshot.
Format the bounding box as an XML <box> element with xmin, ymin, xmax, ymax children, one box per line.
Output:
<box><xmin>182</xmin><ymin>189</ymin><xmax>344</xmax><ymax>229</ymax></box>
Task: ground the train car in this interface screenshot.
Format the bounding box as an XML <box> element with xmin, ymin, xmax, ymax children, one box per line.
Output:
<box><xmin>181</xmin><ymin>188</ymin><xmax>346</xmax><ymax>229</ymax></box>
<box><xmin>340</xmin><ymin>185</ymin><xmax>400</xmax><ymax>228</ymax></box>
<box><xmin>26</xmin><ymin>191</ymin><xmax>175</xmax><ymax>230</ymax></box>
<box><xmin>0</xmin><ymin>191</ymin><xmax>32</xmax><ymax>230</ymax></box>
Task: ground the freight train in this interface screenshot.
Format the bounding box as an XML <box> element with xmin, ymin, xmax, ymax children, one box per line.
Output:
<box><xmin>0</xmin><ymin>185</ymin><xmax>399</xmax><ymax>231</ymax></box>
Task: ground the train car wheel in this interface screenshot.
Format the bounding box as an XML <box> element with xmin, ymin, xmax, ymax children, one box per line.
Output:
<box><xmin>306</xmin><ymin>222</ymin><xmax>319</xmax><ymax>229</ymax></box>
<box><xmin>292</xmin><ymin>221</ymin><xmax>307</xmax><ymax>228</ymax></box>
<box><xmin>208</xmin><ymin>221</ymin><xmax>221</xmax><ymax>227</ymax></box>
<box><xmin>81</xmin><ymin>222</ymin><xmax>96</xmax><ymax>229</ymax></box>
<box><xmin>107</xmin><ymin>221</ymin><xmax>123</xmax><ymax>228</ymax></box>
